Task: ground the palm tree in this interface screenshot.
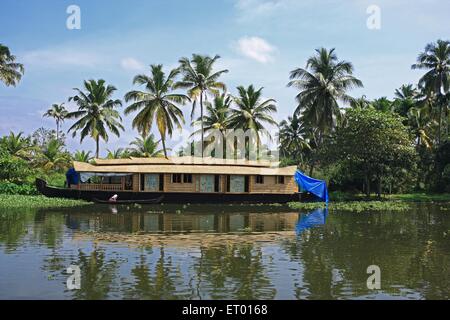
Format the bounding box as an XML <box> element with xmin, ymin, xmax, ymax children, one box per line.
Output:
<box><xmin>372</xmin><ymin>97</ymin><xmax>394</xmax><ymax>113</ymax></box>
<box><xmin>177</xmin><ymin>54</ymin><xmax>229</xmax><ymax>156</ymax></box>
<box><xmin>278</xmin><ymin>115</ymin><xmax>311</xmax><ymax>163</ymax></box>
<box><xmin>66</xmin><ymin>79</ymin><xmax>124</xmax><ymax>158</ymax></box>
<box><xmin>228</xmin><ymin>85</ymin><xmax>278</xmax><ymax>155</ymax></box>
<box><xmin>412</xmin><ymin>39</ymin><xmax>450</xmax><ymax>145</ymax></box>
<box><xmin>106</xmin><ymin>148</ymin><xmax>130</xmax><ymax>159</ymax></box>
<box><xmin>38</xmin><ymin>139</ymin><xmax>70</xmax><ymax>172</ymax></box>
<box><xmin>0</xmin><ymin>44</ymin><xmax>24</xmax><ymax>87</ymax></box>
<box><xmin>124</xmin><ymin>64</ymin><xmax>189</xmax><ymax>158</ymax></box>
<box><xmin>0</xmin><ymin>131</ymin><xmax>33</xmax><ymax>160</ymax></box>
<box><xmin>129</xmin><ymin>133</ymin><xmax>164</xmax><ymax>157</ymax></box>
<box><xmin>43</xmin><ymin>103</ymin><xmax>68</xmax><ymax>140</ymax></box>
<box><xmin>191</xmin><ymin>93</ymin><xmax>232</xmax><ymax>156</ymax></box>
<box><xmin>350</xmin><ymin>95</ymin><xmax>372</xmax><ymax>110</ymax></box>
<box><xmin>73</xmin><ymin>150</ymin><xmax>93</xmax><ymax>163</ymax></box>
<box><xmin>393</xmin><ymin>84</ymin><xmax>418</xmax><ymax>117</ymax></box>
<box><xmin>288</xmin><ymin>48</ymin><xmax>363</xmax><ymax>137</ymax></box>
<box><xmin>407</xmin><ymin>106</ymin><xmax>434</xmax><ymax>149</ymax></box>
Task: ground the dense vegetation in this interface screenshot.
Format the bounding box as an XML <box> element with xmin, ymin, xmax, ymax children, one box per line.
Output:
<box><xmin>1</xmin><ymin>40</ymin><xmax>449</xmax><ymax>197</ymax></box>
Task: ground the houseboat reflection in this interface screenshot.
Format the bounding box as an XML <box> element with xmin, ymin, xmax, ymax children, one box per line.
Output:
<box><xmin>65</xmin><ymin>210</ymin><xmax>301</xmax><ymax>234</ymax></box>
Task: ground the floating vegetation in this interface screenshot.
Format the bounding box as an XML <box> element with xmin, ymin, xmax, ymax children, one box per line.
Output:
<box><xmin>388</xmin><ymin>193</ymin><xmax>450</xmax><ymax>202</ymax></box>
<box><xmin>0</xmin><ymin>195</ymin><xmax>91</xmax><ymax>209</ymax></box>
<box><xmin>288</xmin><ymin>201</ymin><xmax>411</xmax><ymax>212</ymax></box>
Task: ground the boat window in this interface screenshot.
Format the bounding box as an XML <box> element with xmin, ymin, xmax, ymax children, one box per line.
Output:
<box><xmin>214</xmin><ymin>175</ymin><xmax>220</xmax><ymax>192</ymax></box>
<box><xmin>172</xmin><ymin>173</ymin><xmax>182</xmax><ymax>183</ymax></box>
<box><xmin>276</xmin><ymin>176</ymin><xmax>285</xmax><ymax>184</ymax></box>
<box><xmin>256</xmin><ymin>175</ymin><xmax>264</xmax><ymax>184</ymax></box>
<box><xmin>245</xmin><ymin>176</ymin><xmax>249</xmax><ymax>192</ymax></box>
<box><xmin>183</xmin><ymin>174</ymin><xmax>193</xmax><ymax>183</ymax></box>
<box><xmin>159</xmin><ymin>174</ymin><xmax>164</xmax><ymax>191</ymax></box>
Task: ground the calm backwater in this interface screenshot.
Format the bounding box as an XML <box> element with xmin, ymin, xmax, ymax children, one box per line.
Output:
<box><xmin>0</xmin><ymin>203</ymin><xmax>449</xmax><ymax>299</ymax></box>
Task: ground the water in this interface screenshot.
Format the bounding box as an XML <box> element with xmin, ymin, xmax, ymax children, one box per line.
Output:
<box><xmin>0</xmin><ymin>203</ymin><xmax>449</xmax><ymax>300</ymax></box>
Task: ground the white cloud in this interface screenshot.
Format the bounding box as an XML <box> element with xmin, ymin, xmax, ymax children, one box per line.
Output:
<box><xmin>235</xmin><ymin>0</ymin><xmax>285</xmax><ymax>15</ymax></box>
<box><xmin>235</xmin><ymin>36</ymin><xmax>277</xmax><ymax>63</ymax></box>
<box><xmin>120</xmin><ymin>57</ymin><xmax>146</xmax><ymax>72</ymax></box>
<box><xmin>22</xmin><ymin>49</ymin><xmax>102</xmax><ymax>68</ymax></box>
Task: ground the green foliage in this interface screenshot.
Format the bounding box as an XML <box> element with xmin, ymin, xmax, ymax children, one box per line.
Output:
<box><xmin>67</xmin><ymin>79</ymin><xmax>124</xmax><ymax>158</ymax></box>
<box><xmin>0</xmin><ymin>147</ymin><xmax>30</xmax><ymax>182</ymax></box>
<box><xmin>322</xmin><ymin>108</ymin><xmax>417</xmax><ymax>195</ymax></box>
<box><xmin>0</xmin><ymin>43</ymin><xmax>24</xmax><ymax>87</ymax></box>
<box><xmin>0</xmin><ymin>182</ymin><xmax>37</xmax><ymax>195</ymax></box>
<box><xmin>128</xmin><ymin>133</ymin><xmax>163</xmax><ymax>157</ymax></box>
<box><xmin>288</xmin><ymin>201</ymin><xmax>411</xmax><ymax>212</ymax></box>
<box><xmin>0</xmin><ymin>195</ymin><xmax>90</xmax><ymax>209</ymax></box>
<box><xmin>73</xmin><ymin>150</ymin><xmax>93</xmax><ymax>163</ymax></box>
<box><xmin>125</xmin><ymin>64</ymin><xmax>189</xmax><ymax>158</ymax></box>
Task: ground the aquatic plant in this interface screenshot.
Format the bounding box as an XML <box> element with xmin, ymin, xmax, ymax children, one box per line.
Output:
<box><xmin>288</xmin><ymin>201</ymin><xmax>411</xmax><ymax>213</ymax></box>
<box><xmin>0</xmin><ymin>195</ymin><xmax>90</xmax><ymax>209</ymax></box>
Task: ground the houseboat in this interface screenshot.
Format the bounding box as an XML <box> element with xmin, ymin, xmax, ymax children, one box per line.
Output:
<box><xmin>36</xmin><ymin>156</ymin><xmax>301</xmax><ymax>204</ymax></box>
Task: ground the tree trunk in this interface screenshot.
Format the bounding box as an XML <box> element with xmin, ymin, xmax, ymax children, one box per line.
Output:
<box><xmin>161</xmin><ymin>136</ymin><xmax>168</xmax><ymax>159</ymax></box>
<box><xmin>56</xmin><ymin>121</ymin><xmax>60</xmax><ymax>141</ymax></box>
<box><xmin>95</xmin><ymin>137</ymin><xmax>100</xmax><ymax>159</ymax></box>
<box><xmin>438</xmin><ymin>103</ymin><xmax>442</xmax><ymax>146</ymax></box>
<box><xmin>377</xmin><ymin>176</ymin><xmax>382</xmax><ymax>198</ymax></box>
<box><xmin>309</xmin><ymin>162</ymin><xmax>315</xmax><ymax>177</ymax></box>
<box><xmin>365</xmin><ymin>175</ymin><xmax>371</xmax><ymax>197</ymax></box>
<box><xmin>200</xmin><ymin>92</ymin><xmax>204</xmax><ymax>158</ymax></box>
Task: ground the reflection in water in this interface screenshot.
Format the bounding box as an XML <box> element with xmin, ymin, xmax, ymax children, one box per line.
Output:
<box><xmin>65</xmin><ymin>209</ymin><xmax>300</xmax><ymax>234</ymax></box>
<box><xmin>0</xmin><ymin>203</ymin><xmax>449</xmax><ymax>299</ymax></box>
<box><xmin>296</xmin><ymin>208</ymin><xmax>328</xmax><ymax>235</ymax></box>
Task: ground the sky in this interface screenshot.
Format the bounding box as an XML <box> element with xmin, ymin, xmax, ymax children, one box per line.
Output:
<box><xmin>1</xmin><ymin>0</ymin><xmax>449</xmax><ymax>156</ymax></box>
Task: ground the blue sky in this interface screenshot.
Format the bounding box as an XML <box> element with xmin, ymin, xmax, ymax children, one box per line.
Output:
<box><xmin>1</xmin><ymin>0</ymin><xmax>449</xmax><ymax>155</ymax></box>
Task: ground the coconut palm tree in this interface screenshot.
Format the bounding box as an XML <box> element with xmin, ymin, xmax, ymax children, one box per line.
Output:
<box><xmin>278</xmin><ymin>115</ymin><xmax>311</xmax><ymax>163</ymax></box>
<box><xmin>288</xmin><ymin>48</ymin><xmax>363</xmax><ymax>137</ymax></box>
<box><xmin>412</xmin><ymin>39</ymin><xmax>450</xmax><ymax>145</ymax></box>
<box><xmin>124</xmin><ymin>64</ymin><xmax>189</xmax><ymax>159</ymax></box>
<box><xmin>228</xmin><ymin>85</ymin><xmax>278</xmax><ymax>154</ymax></box>
<box><xmin>177</xmin><ymin>54</ymin><xmax>229</xmax><ymax>157</ymax></box>
<box><xmin>106</xmin><ymin>148</ymin><xmax>130</xmax><ymax>159</ymax></box>
<box><xmin>73</xmin><ymin>150</ymin><xmax>93</xmax><ymax>163</ymax></box>
<box><xmin>43</xmin><ymin>103</ymin><xmax>68</xmax><ymax>140</ymax></box>
<box><xmin>66</xmin><ymin>79</ymin><xmax>124</xmax><ymax>158</ymax></box>
<box><xmin>350</xmin><ymin>95</ymin><xmax>372</xmax><ymax>110</ymax></box>
<box><xmin>129</xmin><ymin>133</ymin><xmax>164</xmax><ymax>158</ymax></box>
<box><xmin>393</xmin><ymin>84</ymin><xmax>418</xmax><ymax>117</ymax></box>
<box><xmin>408</xmin><ymin>106</ymin><xmax>435</xmax><ymax>149</ymax></box>
<box><xmin>0</xmin><ymin>44</ymin><xmax>24</xmax><ymax>87</ymax></box>
<box><xmin>192</xmin><ymin>93</ymin><xmax>232</xmax><ymax>136</ymax></box>
<box><xmin>372</xmin><ymin>97</ymin><xmax>394</xmax><ymax>113</ymax></box>
<box><xmin>191</xmin><ymin>93</ymin><xmax>232</xmax><ymax>156</ymax></box>
<box><xmin>38</xmin><ymin>139</ymin><xmax>70</xmax><ymax>172</ymax></box>
<box><xmin>0</xmin><ymin>131</ymin><xmax>33</xmax><ymax>160</ymax></box>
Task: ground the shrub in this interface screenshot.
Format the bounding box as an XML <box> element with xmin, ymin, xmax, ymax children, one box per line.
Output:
<box><xmin>0</xmin><ymin>182</ymin><xmax>37</xmax><ymax>195</ymax></box>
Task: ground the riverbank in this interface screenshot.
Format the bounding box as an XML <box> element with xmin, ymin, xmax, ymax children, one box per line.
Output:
<box><xmin>0</xmin><ymin>193</ymin><xmax>449</xmax><ymax>211</ymax></box>
<box><xmin>0</xmin><ymin>195</ymin><xmax>91</xmax><ymax>209</ymax></box>
<box><xmin>289</xmin><ymin>193</ymin><xmax>450</xmax><ymax>212</ymax></box>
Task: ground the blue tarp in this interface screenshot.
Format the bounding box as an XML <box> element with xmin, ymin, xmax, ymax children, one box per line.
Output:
<box><xmin>66</xmin><ymin>168</ymin><xmax>79</xmax><ymax>185</ymax></box>
<box><xmin>295</xmin><ymin>208</ymin><xmax>328</xmax><ymax>235</ymax></box>
<box><xmin>294</xmin><ymin>170</ymin><xmax>329</xmax><ymax>203</ymax></box>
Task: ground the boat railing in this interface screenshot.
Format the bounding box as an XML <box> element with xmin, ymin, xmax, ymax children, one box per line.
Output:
<box><xmin>75</xmin><ymin>183</ymin><xmax>123</xmax><ymax>191</ymax></box>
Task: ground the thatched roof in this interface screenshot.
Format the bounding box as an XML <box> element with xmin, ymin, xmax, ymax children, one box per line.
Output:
<box><xmin>93</xmin><ymin>156</ymin><xmax>278</xmax><ymax>167</ymax></box>
<box><xmin>74</xmin><ymin>156</ymin><xmax>296</xmax><ymax>176</ymax></box>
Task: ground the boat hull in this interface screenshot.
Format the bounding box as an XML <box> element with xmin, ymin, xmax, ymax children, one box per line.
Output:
<box><xmin>36</xmin><ymin>179</ymin><xmax>304</xmax><ymax>204</ymax></box>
